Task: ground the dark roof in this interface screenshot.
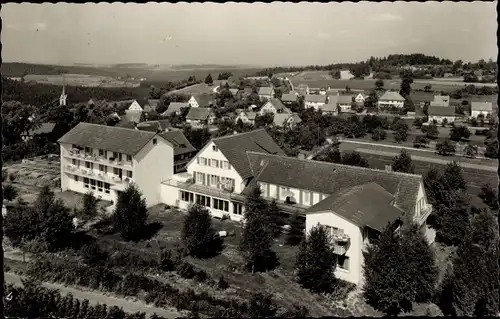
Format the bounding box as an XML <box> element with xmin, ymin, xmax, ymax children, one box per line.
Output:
<box><xmin>29</xmin><ymin>122</ymin><xmax>56</xmax><ymax>135</ymax></box>
<box><xmin>305</xmin><ymin>182</ymin><xmax>404</xmax><ymax>232</ymax></box>
<box><xmin>304</xmin><ymin>95</ymin><xmax>327</xmax><ymax>103</ymax></box>
<box><xmin>281</xmin><ymin>93</ymin><xmax>298</xmax><ymax>102</ymax></box>
<box><xmin>471</xmin><ymin>102</ymin><xmax>493</xmax><ymax>112</ymax></box>
<box><xmin>379</xmin><ymin>91</ymin><xmax>405</xmax><ymax>101</ymax></box>
<box><xmin>428</xmin><ymin>105</ymin><xmax>456</xmax><ymax>117</ymax></box>
<box><xmin>212</xmin><ymin>129</ymin><xmax>285</xmax><ymax>180</ymax></box>
<box><xmin>159</xmin><ymin>130</ymin><xmax>197</xmax><ymax>156</ymax></box>
<box><xmin>115</xmin><ymin>121</ymin><xmax>136</xmax><ymax>130</ymax></box>
<box><xmin>268</xmin><ymin>98</ymin><xmax>288</xmax><ymax>112</ymax></box>
<box><xmin>193</xmin><ymin>94</ymin><xmax>214</xmax><ymax>107</ymax></box>
<box><xmin>162</xmin><ymin>102</ymin><xmax>188</xmax><ymax>116</ymax></box>
<box><xmin>58</xmin><ymin>122</ymin><xmax>157</xmax><ymax>155</ymax></box>
<box><xmin>186</xmin><ymin>107</ymin><xmax>213</xmax><ymax>121</ymax></box>
<box><xmin>244</xmin><ymin>152</ymin><xmax>422</xmax><ymax>215</ymax></box>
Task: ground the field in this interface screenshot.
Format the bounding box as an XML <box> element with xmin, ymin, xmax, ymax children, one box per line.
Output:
<box><xmin>338</xmin><ymin>141</ymin><xmax>497</xmax><ymax>199</ymax></box>
<box><xmin>166</xmin><ymin>82</ymin><xmax>222</xmax><ymax>96</ymax></box>
<box><xmin>285</xmin><ymin>70</ymin><xmax>498</xmax><ymax>92</ymax></box>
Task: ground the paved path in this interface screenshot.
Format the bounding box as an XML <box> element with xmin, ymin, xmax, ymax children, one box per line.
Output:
<box><xmin>4</xmin><ymin>272</ymin><xmax>181</xmax><ymax>319</ymax></box>
<box><xmin>355</xmin><ymin>148</ymin><xmax>497</xmax><ymax>172</ymax></box>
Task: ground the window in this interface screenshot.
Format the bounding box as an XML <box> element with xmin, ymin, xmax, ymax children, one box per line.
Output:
<box><xmin>195</xmin><ymin>172</ymin><xmax>206</xmax><ymax>185</ymax></box>
<box><xmin>84</xmin><ymin>147</ymin><xmax>91</xmax><ymax>154</ymax></box>
<box><xmin>127</xmin><ymin>155</ymin><xmax>132</xmax><ymax>161</ymax></box>
<box><xmin>212</xmin><ymin>145</ymin><xmax>218</xmax><ymax>151</ymax></box>
<box><xmin>72</xmin><ymin>159</ymin><xmax>78</xmax><ymax>166</ymax></box>
<box><xmin>181</xmin><ymin>191</ymin><xmax>194</xmax><ymax>203</ymax></box>
<box><xmin>90</xmin><ymin>179</ymin><xmax>96</xmax><ymax>190</ymax></box>
<box><xmin>99</xmin><ymin>164</ymin><xmax>105</xmax><ymax>171</ymax></box>
<box><xmin>113</xmin><ymin>167</ymin><xmax>119</xmax><ymax>175</ymax></box>
<box><xmin>83</xmin><ymin>177</ymin><xmax>89</xmax><ymax>188</ymax></box>
<box><xmin>153</xmin><ymin>138</ymin><xmax>157</xmax><ymax>145</ymax></box>
<box><xmin>99</xmin><ymin>149</ymin><xmax>105</xmax><ymax>156</ymax></box>
<box><xmin>337</xmin><ymin>255</ymin><xmax>350</xmax><ymax>271</ymax></box>
<box><xmin>75</xmin><ymin>176</ymin><xmax>79</xmax><ymax>182</ymax></box>
<box><xmin>260</xmin><ymin>183</ymin><xmax>267</xmax><ymax>196</ymax></box>
<box><xmin>97</xmin><ymin>181</ymin><xmax>103</xmax><ymax>192</ymax></box>
<box><xmin>210</xmin><ymin>175</ymin><xmax>218</xmax><ymax>186</ymax></box>
<box><xmin>211</xmin><ymin>159</ymin><xmax>219</xmax><ymax>168</ymax></box>
<box><xmin>222</xmin><ymin>161</ymin><xmax>229</xmax><ymax>169</ymax></box>
<box><xmin>127</xmin><ymin>171</ymin><xmax>133</xmax><ymax>178</ymax></box>
<box><xmin>200</xmin><ymin>157</ymin><xmax>207</xmax><ymax>166</ymax></box>
<box><xmin>104</xmin><ymin>183</ymin><xmax>110</xmax><ymax>194</ymax></box>
<box><xmin>118</xmin><ymin>153</ymin><xmax>123</xmax><ymax>162</ymax></box>
<box><xmin>214</xmin><ymin>199</ymin><xmax>229</xmax><ymax>212</ymax></box>
<box><xmin>233</xmin><ymin>203</ymin><xmax>243</xmax><ymax>215</ymax></box>
<box><xmin>196</xmin><ymin>195</ymin><xmax>211</xmax><ymax>207</ymax></box>
<box><xmin>113</xmin><ymin>152</ymin><xmax>118</xmax><ymax>159</ymax></box>
<box><xmin>303</xmin><ymin>191</ymin><xmax>310</xmax><ymax>205</ymax></box>
<box><xmin>85</xmin><ymin>161</ymin><xmax>93</xmax><ymax>169</ymax></box>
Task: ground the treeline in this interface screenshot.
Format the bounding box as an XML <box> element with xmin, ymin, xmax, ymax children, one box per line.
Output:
<box><xmin>5</xmin><ymin>281</ymin><xmax>164</xmax><ymax>319</ymax></box>
<box><xmin>1</xmin><ymin>62</ymin><xmax>122</xmax><ymax>78</ymax></box>
<box><xmin>3</xmin><ymin>77</ymin><xmax>147</xmax><ymax>106</ymax></box>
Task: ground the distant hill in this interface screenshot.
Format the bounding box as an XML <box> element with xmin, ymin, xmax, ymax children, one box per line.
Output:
<box><xmin>1</xmin><ymin>62</ymin><xmax>124</xmax><ymax>78</ymax></box>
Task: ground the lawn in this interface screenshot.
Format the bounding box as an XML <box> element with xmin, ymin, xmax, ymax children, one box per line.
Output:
<box><xmin>166</xmin><ymin>82</ymin><xmax>219</xmax><ymax>96</ymax></box>
<box><xmin>94</xmin><ymin>205</ymin><xmax>361</xmax><ymax>317</ymax></box>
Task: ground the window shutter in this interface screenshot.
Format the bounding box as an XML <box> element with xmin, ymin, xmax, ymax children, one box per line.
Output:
<box><xmin>193</xmin><ymin>172</ymin><xmax>197</xmax><ymax>183</ymax></box>
<box><xmin>197</xmin><ymin>157</ymin><xmax>200</xmax><ymax>164</ymax></box>
<box><xmin>299</xmin><ymin>190</ymin><xmax>303</xmax><ymax>204</ymax></box>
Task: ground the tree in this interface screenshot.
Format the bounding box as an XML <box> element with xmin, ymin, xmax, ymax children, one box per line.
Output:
<box><xmin>204</xmin><ymin>74</ymin><xmax>213</xmax><ymax>85</ymax></box>
<box><xmin>479</xmin><ymin>184</ymin><xmax>499</xmax><ymax>211</ymax></box>
<box><xmin>285</xmin><ymin>212</ymin><xmax>304</xmax><ymax>246</ymax></box>
<box><xmin>341</xmin><ymin>151</ymin><xmax>369</xmax><ymax>168</ymax></box>
<box><xmin>3</xmin><ymin>183</ymin><xmax>18</xmax><ymax>201</ymax></box>
<box><xmin>399</xmin><ymin>76</ymin><xmax>413</xmax><ymax>97</ymax></box>
<box><xmin>449</xmin><ymin>125</ymin><xmax>471</xmax><ymax>141</ymax></box>
<box><xmin>375</xmin><ymin>79</ymin><xmax>384</xmax><ymax>90</ymax></box>
<box><xmin>435</xmin><ymin>190</ymin><xmax>471</xmax><ymax>246</ymax></box>
<box><xmin>463</xmin><ymin>144</ymin><xmax>478</xmax><ymax>158</ymax></box>
<box><xmin>484</xmin><ymin>138</ymin><xmax>498</xmax><ymax>159</ymax></box>
<box><xmin>371</xmin><ymin>126</ymin><xmax>386</xmax><ymax>141</ymax></box>
<box><xmin>391</xmin><ymin>149</ymin><xmax>415</xmax><ymax>173</ymax></box>
<box><xmin>436</xmin><ymin>138</ymin><xmax>456</xmax><ymax>156</ymax></box>
<box><xmin>79</xmin><ymin>191</ymin><xmax>99</xmax><ymax>222</ymax></box>
<box><xmin>268</xmin><ymin>200</ymin><xmax>283</xmax><ymax>238</ymax></box>
<box><xmin>421</xmin><ymin>123</ymin><xmax>439</xmax><ymax>139</ymax></box>
<box><xmin>295</xmin><ymin>224</ymin><xmax>337</xmax><ymax>293</ymax></box>
<box><xmin>239</xmin><ymin>187</ymin><xmax>277</xmax><ymax>272</ymax></box>
<box><xmin>393</xmin><ymin>127</ymin><xmax>408</xmax><ymax>143</ymax></box>
<box><xmin>181</xmin><ymin>204</ymin><xmax>222</xmax><ymax>258</ymax></box>
<box><xmin>112</xmin><ymin>183</ymin><xmax>148</xmax><ymax>241</ymax></box>
<box><xmin>413</xmin><ymin>135</ymin><xmax>428</xmax><ymax>148</ymax></box>
<box><xmin>315</xmin><ymin>145</ymin><xmax>341</xmax><ymax>163</ymax></box>
<box><xmin>439</xmin><ymin>209</ymin><xmax>499</xmax><ymax>316</ymax></box>
<box><xmin>424</xmin><ymin>84</ymin><xmax>432</xmax><ymax>92</ymax></box>
<box><xmin>249</xmin><ymin>293</ymin><xmax>278</xmax><ymax>318</ymax></box>
<box><xmin>363</xmin><ymin>223</ymin><xmax>438</xmax><ymax>315</ymax></box>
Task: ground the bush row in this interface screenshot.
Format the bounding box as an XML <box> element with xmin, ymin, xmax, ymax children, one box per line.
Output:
<box><xmin>5</xmin><ymin>281</ymin><xmax>166</xmax><ymax>319</ymax></box>
<box><xmin>25</xmin><ymin>256</ymin><xmax>250</xmax><ymax>317</ymax></box>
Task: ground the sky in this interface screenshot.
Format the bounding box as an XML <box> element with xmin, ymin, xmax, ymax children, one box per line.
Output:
<box><xmin>1</xmin><ymin>2</ymin><xmax>497</xmax><ymax>67</ymax></box>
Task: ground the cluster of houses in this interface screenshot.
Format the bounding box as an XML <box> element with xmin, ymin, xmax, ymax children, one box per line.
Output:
<box><xmin>426</xmin><ymin>94</ymin><xmax>494</xmax><ymax>125</ymax></box>
<box><xmin>58</xmin><ymin>123</ymin><xmax>436</xmax><ymax>286</ymax></box>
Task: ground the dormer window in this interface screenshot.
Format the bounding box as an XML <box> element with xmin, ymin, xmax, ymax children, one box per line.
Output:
<box><xmin>212</xmin><ymin>145</ymin><xmax>218</xmax><ymax>152</ymax></box>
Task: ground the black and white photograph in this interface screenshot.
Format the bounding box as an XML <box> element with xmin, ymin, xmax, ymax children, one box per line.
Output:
<box><xmin>0</xmin><ymin>1</ymin><xmax>498</xmax><ymax>318</ymax></box>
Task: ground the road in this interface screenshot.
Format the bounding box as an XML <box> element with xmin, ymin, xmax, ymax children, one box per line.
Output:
<box><xmin>4</xmin><ymin>272</ymin><xmax>182</xmax><ymax>319</ymax></box>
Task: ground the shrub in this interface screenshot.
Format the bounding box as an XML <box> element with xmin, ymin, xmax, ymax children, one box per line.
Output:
<box><xmin>194</xmin><ymin>270</ymin><xmax>208</xmax><ymax>283</ymax></box>
<box><xmin>217</xmin><ymin>276</ymin><xmax>229</xmax><ymax>290</ymax></box>
<box><xmin>177</xmin><ymin>261</ymin><xmax>196</xmax><ymax>279</ymax></box>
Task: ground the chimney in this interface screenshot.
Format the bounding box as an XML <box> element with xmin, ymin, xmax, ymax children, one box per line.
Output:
<box><xmin>385</xmin><ymin>165</ymin><xmax>392</xmax><ymax>172</ymax></box>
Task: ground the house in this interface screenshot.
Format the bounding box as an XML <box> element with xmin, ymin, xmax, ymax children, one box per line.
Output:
<box><xmin>337</xmin><ymin>95</ymin><xmax>355</xmax><ymax>112</ymax></box>
<box><xmin>280</xmin><ymin>93</ymin><xmax>298</xmax><ymax>104</ymax></box>
<box><xmin>124</xmin><ymin>110</ymin><xmax>143</xmax><ymax>124</ymax></box>
<box><xmin>159</xmin><ymin>130</ymin><xmax>197</xmax><ymax>173</ymax></box>
<box><xmin>471</xmin><ymin>102</ymin><xmax>494</xmax><ymax>120</ymax></box>
<box><xmin>160</xmin><ymin>129</ymin><xmax>286</xmax><ymax>222</ymax></box>
<box><xmin>148</xmin><ymin>99</ymin><xmax>160</xmax><ymax>111</ymax></box>
<box><xmin>58</xmin><ymin>122</ymin><xmax>175</xmax><ymax>207</ymax></box>
<box><xmin>354</xmin><ymin>93</ymin><xmax>367</xmax><ymax>105</ymax></box>
<box><xmin>377</xmin><ymin>91</ymin><xmax>406</xmax><ymax>109</ymax></box>
<box><xmin>432</xmin><ymin>95</ymin><xmax>450</xmax><ymax>107</ymax></box>
<box><xmin>259</xmin><ymin>98</ymin><xmax>291</xmax><ymax>116</ymax></box>
<box><xmin>128</xmin><ymin>100</ymin><xmax>143</xmax><ymax>111</ymax></box>
<box><xmin>188</xmin><ymin>94</ymin><xmax>215</xmax><ymax>108</ymax></box>
<box><xmin>234</xmin><ymin>110</ymin><xmax>257</xmax><ymax>125</ymax></box>
<box><xmin>258</xmin><ymin>87</ymin><xmax>275</xmax><ymax>100</ymax></box>
<box><xmin>304</xmin><ymin>95</ymin><xmax>327</xmax><ymax>110</ymax></box>
<box><xmin>229</xmin><ymin>88</ymin><xmax>239</xmax><ymax>96</ymax></box>
<box><xmin>136</xmin><ymin>119</ymin><xmax>172</xmax><ymax>133</ymax></box>
<box><xmin>185</xmin><ymin>107</ymin><xmax>215</xmax><ymax>128</ymax></box>
<box><xmin>240</xmin><ymin>88</ymin><xmax>254</xmax><ymax>99</ymax></box>
<box><xmin>22</xmin><ymin>122</ymin><xmax>57</xmax><ymax>142</ymax></box>
<box><xmin>161</xmin><ymin>102</ymin><xmax>189</xmax><ymax>117</ymax></box>
<box><xmin>320</xmin><ymin>97</ymin><xmax>339</xmax><ymax>115</ymax></box>
<box><xmin>427</xmin><ymin>106</ymin><xmax>457</xmax><ymax>124</ymax></box>
<box><xmin>272</xmin><ymin>113</ymin><xmax>302</xmax><ymax>130</ymax></box>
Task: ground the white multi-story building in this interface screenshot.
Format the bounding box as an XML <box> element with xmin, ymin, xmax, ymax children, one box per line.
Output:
<box><xmin>58</xmin><ymin>122</ymin><xmax>174</xmax><ymax>207</ymax></box>
<box><xmin>377</xmin><ymin>91</ymin><xmax>406</xmax><ymax>109</ymax></box>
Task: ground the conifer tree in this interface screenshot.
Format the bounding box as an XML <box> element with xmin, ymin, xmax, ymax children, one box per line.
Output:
<box><xmin>285</xmin><ymin>212</ymin><xmax>304</xmax><ymax>246</ymax></box>
<box><xmin>113</xmin><ymin>183</ymin><xmax>148</xmax><ymax>241</ymax></box>
<box><xmin>181</xmin><ymin>204</ymin><xmax>222</xmax><ymax>258</ymax></box>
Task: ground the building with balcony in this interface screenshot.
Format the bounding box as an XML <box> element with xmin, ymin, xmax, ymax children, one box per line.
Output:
<box><xmin>58</xmin><ymin>122</ymin><xmax>174</xmax><ymax>208</ymax></box>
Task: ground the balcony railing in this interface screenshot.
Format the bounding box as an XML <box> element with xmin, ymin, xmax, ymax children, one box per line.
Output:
<box><xmin>64</xmin><ymin>165</ymin><xmax>131</xmax><ymax>185</ymax></box>
<box><xmin>414</xmin><ymin>204</ymin><xmax>433</xmax><ymax>225</ymax></box>
<box><xmin>66</xmin><ymin>150</ymin><xmax>132</xmax><ymax>168</ymax></box>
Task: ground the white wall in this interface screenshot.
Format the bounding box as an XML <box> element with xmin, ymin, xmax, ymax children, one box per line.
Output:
<box><xmin>259</xmin><ymin>182</ymin><xmax>328</xmax><ymax>207</ymax></box>
<box><xmin>378</xmin><ymin>101</ymin><xmax>405</xmax><ymax>108</ymax></box>
<box><xmin>133</xmin><ymin>136</ymin><xmax>174</xmax><ymax>207</ymax></box>
<box><xmin>428</xmin><ymin>115</ymin><xmax>456</xmax><ymax>124</ymax></box>
<box><xmin>306</xmin><ymin>211</ymin><xmax>364</xmax><ymax>285</ymax></box>
<box><xmin>260</xmin><ymin>102</ymin><xmax>276</xmax><ymax>115</ymax></box>
<box><xmin>128</xmin><ymin>100</ymin><xmax>143</xmax><ymax>111</ymax></box>
<box><xmin>305</xmin><ymin>101</ymin><xmax>326</xmax><ymax>110</ymax></box>
<box><xmin>186</xmin><ymin>141</ymin><xmax>246</xmax><ymax>193</ymax></box>
<box><xmin>471</xmin><ymin>110</ymin><xmax>492</xmax><ymax>118</ymax></box>
<box><xmin>188</xmin><ymin>96</ymin><xmax>199</xmax><ymax>108</ymax></box>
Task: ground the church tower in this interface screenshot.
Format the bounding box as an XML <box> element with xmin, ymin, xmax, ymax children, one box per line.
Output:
<box><xmin>59</xmin><ymin>74</ymin><xmax>68</xmax><ymax>106</ymax></box>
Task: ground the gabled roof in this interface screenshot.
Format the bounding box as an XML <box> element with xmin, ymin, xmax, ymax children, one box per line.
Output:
<box><xmin>159</xmin><ymin>130</ymin><xmax>197</xmax><ymax>156</ymax></box>
<box><xmin>186</xmin><ymin>107</ymin><xmax>213</xmax><ymax>121</ymax></box>
<box><xmin>245</xmin><ymin>152</ymin><xmax>422</xmax><ymax>215</ymax></box>
<box><xmin>305</xmin><ymin>182</ymin><xmax>404</xmax><ymax>232</ymax></box>
<box><xmin>281</xmin><ymin>93</ymin><xmax>298</xmax><ymax>103</ymax></box>
<box><xmin>28</xmin><ymin>122</ymin><xmax>56</xmax><ymax>135</ymax></box>
<box><xmin>304</xmin><ymin>95</ymin><xmax>327</xmax><ymax>103</ymax></box>
<box><xmin>471</xmin><ymin>102</ymin><xmax>493</xmax><ymax>112</ymax></box>
<box><xmin>429</xmin><ymin>101</ymin><xmax>448</xmax><ymax>107</ymax></box>
<box><xmin>58</xmin><ymin>122</ymin><xmax>158</xmax><ymax>155</ymax></box>
<box><xmin>162</xmin><ymin>102</ymin><xmax>189</xmax><ymax>116</ymax></box>
<box><xmin>337</xmin><ymin>95</ymin><xmax>354</xmax><ymax>104</ymax></box>
<box><xmin>258</xmin><ymin>87</ymin><xmax>274</xmax><ymax>96</ymax></box>
<box><xmin>229</xmin><ymin>88</ymin><xmax>239</xmax><ymax>95</ymax></box>
<box><xmin>192</xmin><ymin>94</ymin><xmax>214</xmax><ymax>107</ymax></box>
<box><xmin>428</xmin><ymin>106</ymin><xmax>456</xmax><ymax>117</ymax></box>
<box><xmin>320</xmin><ymin>100</ymin><xmax>338</xmax><ymax>113</ymax></box>
<box><xmin>379</xmin><ymin>91</ymin><xmax>406</xmax><ymax>102</ymax></box>
<box><xmin>273</xmin><ymin>113</ymin><xmax>302</xmax><ymax>127</ymax></box>
<box><xmin>266</xmin><ymin>98</ymin><xmax>289</xmax><ymax>112</ymax></box>
<box><xmin>212</xmin><ymin>129</ymin><xmax>285</xmax><ymax>180</ymax></box>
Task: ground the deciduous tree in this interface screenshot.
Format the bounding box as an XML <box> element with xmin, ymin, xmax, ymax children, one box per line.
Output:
<box><xmin>391</xmin><ymin>149</ymin><xmax>415</xmax><ymax>173</ymax></box>
<box><xmin>436</xmin><ymin>138</ymin><xmax>456</xmax><ymax>156</ymax></box>
<box><xmin>285</xmin><ymin>212</ymin><xmax>304</xmax><ymax>246</ymax></box>
<box><xmin>479</xmin><ymin>184</ymin><xmax>499</xmax><ymax>211</ymax></box>
<box><xmin>79</xmin><ymin>191</ymin><xmax>99</xmax><ymax>222</ymax></box>
<box><xmin>181</xmin><ymin>204</ymin><xmax>223</xmax><ymax>258</ymax></box>
<box><xmin>113</xmin><ymin>183</ymin><xmax>148</xmax><ymax>241</ymax></box>
<box><xmin>341</xmin><ymin>151</ymin><xmax>369</xmax><ymax>168</ymax></box>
